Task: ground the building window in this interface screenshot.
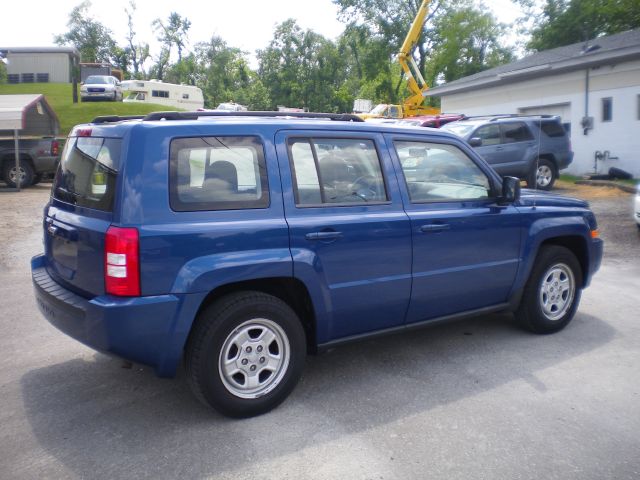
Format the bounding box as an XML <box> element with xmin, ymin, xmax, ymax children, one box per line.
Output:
<box><xmin>601</xmin><ymin>97</ymin><xmax>612</xmax><ymax>122</ymax></box>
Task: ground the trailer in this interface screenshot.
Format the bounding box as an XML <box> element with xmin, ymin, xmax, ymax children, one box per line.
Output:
<box><xmin>121</xmin><ymin>80</ymin><xmax>204</xmax><ymax>110</ymax></box>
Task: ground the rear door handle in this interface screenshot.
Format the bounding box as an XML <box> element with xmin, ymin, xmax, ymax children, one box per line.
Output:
<box><xmin>419</xmin><ymin>224</ymin><xmax>450</xmax><ymax>233</ymax></box>
<box><xmin>495</xmin><ymin>146</ymin><xmax>504</xmax><ymax>151</ymax></box>
<box><xmin>305</xmin><ymin>231</ymin><xmax>343</xmax><ymax>241</ymax></box>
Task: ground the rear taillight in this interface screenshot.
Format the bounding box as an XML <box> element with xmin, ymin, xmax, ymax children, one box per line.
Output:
<box><xmin>51</xmin><ymin>140</ymin><xmax>59</xmax><ymax>156</ymax></box>
<box><xmin>105</xmin><ymin>226</ymin><xmax>140</xmax><ymax>296</ymax></box>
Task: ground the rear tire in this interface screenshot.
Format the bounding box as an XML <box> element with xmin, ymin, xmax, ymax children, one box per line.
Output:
<box><xmin>527</xmin><ymin>158</ymin><xmax>556</xmax><ymax>190</ymax></box>
<box><xmin>3</xmin><ymin>159</ymin><xmax>34</xmax><ymax>188</ymax></box>
<box><xmin>185</xmin><ymin>291</ymin><xmax>306</xmax><ymax>418</ymax></box>
<box><xmin>515</xmin><ymin>245</ymin><xmax>582</xmax><ymax>334</ymax></box>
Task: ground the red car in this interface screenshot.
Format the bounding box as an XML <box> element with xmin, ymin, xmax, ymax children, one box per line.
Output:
<box><xmin>397</xmin><ymin>113</ymin><xmax>465</xmax><ymax>128</ymax></box>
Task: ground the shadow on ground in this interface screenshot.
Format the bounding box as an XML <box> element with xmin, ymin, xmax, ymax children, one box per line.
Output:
<box><xmin>19</xmin><ymin>311</ymin><xmax>615</xmax><ymax>479</ymax></box>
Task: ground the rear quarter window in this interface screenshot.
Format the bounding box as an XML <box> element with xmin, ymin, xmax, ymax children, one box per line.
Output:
<box><xmin>539</xmin><ymin>121</ymin><xmax>567</xmax><ymax>138</ymax></box>
<box><xmin>169</xmin><ymin>136</ymin><xmax>269</xmax><ymax>211</ymax></box>
<box><xmin>52</xmin><ymin>136</ymin><xmax>121</xmax><ymax>212</ymax></box>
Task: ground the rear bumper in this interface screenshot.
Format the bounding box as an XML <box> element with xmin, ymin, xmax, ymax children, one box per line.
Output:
<box><xmin>31</xmin><ymin>255</ymin><xmax>203</xmax><ymax>377</ymax></box>
<box><xmin>33</xmin><ymin>155</ymin><xmax>59</xmax><ymax>174</ymax></box>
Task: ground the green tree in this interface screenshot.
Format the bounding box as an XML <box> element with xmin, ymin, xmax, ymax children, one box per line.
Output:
<box><xmin>152</xmin><ymin>12</ymin><xmax>191</xmax><ymax>62</ymax></box>
<box><xmin>428</xmin><ymin>5</ymin><xmax>513</xmax><ymax>83</ymax></box>
<box><xmin>257</xmin><ymin>19</ymin><xmax>349</xmax><ymax>111</ymax></box>
<box><xmin>334</xmin><ymin>0</ymin><xmax>443</xmax><ymax>74</ymax></box>
<box><xmin>54</xmin><ymin>1</ymin><xmax>116</xmax><ymax>62</ymax></box>
<box><xmin>525</xmin><ymin>0</ymin><xmax>640</xmax><ymax>51</ymax></box>
<box><xmin>192</xmin><ymin>36</ymin><xmax>259</xmax><ymax>108</ymax></box>
<box><xmin>333</xmin><ymin>0</ymin><xmax>512</xmax><ymax>105</ymax></box>
<box><xmin>0</xmin><ymin>59</ymin><xmax>7</xmax><ymax>84</ymax></box>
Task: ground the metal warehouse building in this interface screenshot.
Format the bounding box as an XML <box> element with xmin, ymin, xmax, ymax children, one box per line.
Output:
<box><xmin>0</xmin><ymin>47</ymin><xmax>80</xmax><ymax>84</ymax></box>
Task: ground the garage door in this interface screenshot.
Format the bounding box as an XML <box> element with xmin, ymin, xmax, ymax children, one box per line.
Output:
<box><xmin>519</xmin><ymin>103</ymin><xmax>572</xmax><ymax>135</ymax></box>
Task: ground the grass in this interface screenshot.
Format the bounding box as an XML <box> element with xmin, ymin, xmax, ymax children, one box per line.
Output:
<box><xmin>560</xmin><ymin>173</ymin><xmax>638</xmax><ymax>187</ymax></box>
<box><xmin>0</xmin><ymin>83</ymin><xmax>172</xmax><ymax>136</ymax></box>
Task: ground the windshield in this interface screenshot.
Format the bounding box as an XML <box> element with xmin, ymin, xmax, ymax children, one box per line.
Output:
<box><xmin>85</xmin><ymin>76</ymin><xmax>109</xmax><ymax>84</ymax></box>
<box><xmin>441</xmin><ymin>123</ymin><xmax>476</xmax><ymax>137</ymax></box>
<box><xmin>370</xmin><ymin>104</ymin><xmax>388</xmax><ymax>115</ymax></box>
<box><xmin>126</xmin><ymin>92</ymin><xmax>146</xmax><ymax>100</ymax></box>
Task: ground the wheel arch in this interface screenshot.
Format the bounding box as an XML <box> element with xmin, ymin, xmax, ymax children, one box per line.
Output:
<box><xmin>538</xmin><ymin>153</ymin><xmax>558</xmax><ymax>173</ymax></box>
<box><xmin>1</xmin><ymin>152</ymin><xmax>35</xmax><ymax>171</ymax></box>
<box><xmin>538</xmin><ymin>235</ymin><xmax>588</xmax><ymax>287</ymax></box>
<box><xmin>188</xmin><ymin>277</ymin><xmax>317</xmax><ymax>354</ymax></box>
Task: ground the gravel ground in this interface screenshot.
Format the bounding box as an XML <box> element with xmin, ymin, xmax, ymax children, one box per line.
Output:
<box><xmin>0</xmin><ymin>182</ymin><xmax>639</xmax><ymax>480</ymax></box>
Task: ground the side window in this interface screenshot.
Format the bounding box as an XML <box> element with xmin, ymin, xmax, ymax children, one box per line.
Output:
<box><xmin>395</xmin><ymin>141</ymin><xmax>491</xmax><ymax>202</ymax></box>
<box><xmin>389</xmin><ymin>106</ymin><xmax>399</xmax><ymax>118</ymax></box>
<box><xmin>169</xmin><ymin>136</ymin><xmax>269</xmax><ymax>211</ymax></box>
<box><xmin>501</xmin><ymin>122</ymin><xmax>534</xmax><ymax>143</ymax></box>
<box><xmin>473</xmin><ymin>124</ymin><xmax>501</xmax><ymax>145</ymax></box>
<box><xmin>288</xmin><ymin>138</ymin><xmax>388</xmax><ymax>206</ymax></box>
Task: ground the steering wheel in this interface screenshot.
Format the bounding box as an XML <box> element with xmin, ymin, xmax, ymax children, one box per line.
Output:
<box><xmin>350</xmin><ymin>175</ymin><xmax>381</xmax><ymax>202</ymax></box>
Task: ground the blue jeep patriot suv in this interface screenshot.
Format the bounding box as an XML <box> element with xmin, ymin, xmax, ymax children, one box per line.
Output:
<box><xmin>32</xmin><ymin>111</ymin><xmax>603</xmax><ymax>417</ymax></box>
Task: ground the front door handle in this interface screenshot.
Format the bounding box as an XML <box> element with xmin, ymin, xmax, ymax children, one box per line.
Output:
<box><xmin>305</xmin><ymin>231</ymin><xmax>343</xmax><ymax>241</ymax></box>
<box><xmin>419</xmin><ymin>224</ymin><xmax>450</xmax><ymax>233</ymax></box>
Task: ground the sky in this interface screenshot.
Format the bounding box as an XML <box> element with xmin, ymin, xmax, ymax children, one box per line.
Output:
<box><xmin>0</xmin><ymin>0</ymin><xmax>525</xmax><ymax>64</ymax></box>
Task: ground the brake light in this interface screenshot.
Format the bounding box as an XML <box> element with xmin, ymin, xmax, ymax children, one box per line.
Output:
<box><xmin>105</xmin><ymin>226</ymin><xmax>140</xmax><ymax>296</ymax></box>
<box><xmin>51</xmin><ymin>140</ymin><xmax>59</xmax><ymax>156</ymax></box>
<box><xmin>72</xmin><ymin>127</ymin><xmax>93</xmax><ymax>137</ymax></box>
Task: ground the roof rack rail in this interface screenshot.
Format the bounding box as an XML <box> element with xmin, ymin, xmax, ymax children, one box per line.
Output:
<box><xmin>92</xmin><ymin>115</ymin><xmax>147</xmax><ymax>124</ymax></box>
<box><xmin>489</xmin><ymin>114</ymin><xmax>557</xmax><ymax>121</ymax></box>
<box><xmin>461</xmin><ymin>114</ymin><xmax>558</xmax><ymax>121</ymax></box>
<box><xmin>142</xmin><ymin>110</ymin><xmax>365</xmax><ymax>122</ymax></box>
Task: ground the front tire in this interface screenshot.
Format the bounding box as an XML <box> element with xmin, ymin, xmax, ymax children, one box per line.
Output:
<box><xmin>516</xmin><ymin>245</ymin><xmax>582</xmax><ymax>334</ymax></box>
<box><xmin>3</xmin><ymin>159</ymin><xmax>34</xmax><ymax>188</ymax></box>
<box><xmin>185</xmin><ymin>291</ymin><xmax>306</xmax><ymax>418</ymax></box>
<box><xmin>527</xmin><ymin>158</ymin><xmax>556</xmax><ymax>190</ymax></box>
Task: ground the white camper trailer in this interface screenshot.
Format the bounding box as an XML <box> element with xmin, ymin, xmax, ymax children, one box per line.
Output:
<box><xmin>121</xmin><ymin>80</ymin><xmax>204</xmax><ymax>109</ymax></box>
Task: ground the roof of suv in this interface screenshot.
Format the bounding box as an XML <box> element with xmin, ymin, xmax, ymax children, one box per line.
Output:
<box><xmin>76</xmin><ymin>111</ymin><xmax>464</xmax><ymax>140</ymax></box>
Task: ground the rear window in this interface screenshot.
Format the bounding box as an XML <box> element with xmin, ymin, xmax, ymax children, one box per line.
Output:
<box><xmin>539</xmin><ymin>121</ymin><xmax>567</xmax><ymax>138</ymax></box>
<box><xmin>53</xmin><ymin>136</ymin><xmax>121</xmax><ymax>212</ymax></box>
<box><xmin>169</xmin><ymin>136</ymin><xmax>269</xmax><ymax>211</ymax></box>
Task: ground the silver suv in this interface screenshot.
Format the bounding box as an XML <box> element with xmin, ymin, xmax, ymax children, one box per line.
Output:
<box><xmin>442</xmin><ymin>115</ymin><xmax>573</xmax><ymax>190</ymax></box>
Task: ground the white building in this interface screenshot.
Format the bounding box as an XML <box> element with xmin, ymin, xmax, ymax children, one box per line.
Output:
<box><xmin>428</xmin><ymin>29</ymin><xmax>640</xmax><ymax>177</ymax></box>
<box><xmin>0</xmin><ymin>47</ymin><xmax>80</xmax><ymax>84</ymax></box>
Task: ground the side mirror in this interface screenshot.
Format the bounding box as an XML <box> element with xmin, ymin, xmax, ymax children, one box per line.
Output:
<box><xmin>499</xmin><ymin>176</ymin><xmax>521</xmax><ymax>204</ymax></box>
<box><xmin>468</xmin><ymin>137</ymin><xmax>482</xmax><ymax>147</ymax></box>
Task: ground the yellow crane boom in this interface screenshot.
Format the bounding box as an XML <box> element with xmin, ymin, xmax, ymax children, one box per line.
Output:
<box><xmin>398</xmin><ymin>0</ymin><xmax>435</xmax><ymax>112</ymax></box>
<box><xmin>358</xmin><ymin>0</ymin><xmax>439</xmax><ymax>119</ymax></box>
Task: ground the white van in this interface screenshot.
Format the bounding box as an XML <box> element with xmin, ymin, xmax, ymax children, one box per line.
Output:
<box><xmin>121</xmin><ymin>80</ymin><xmax>204</xmax><ymax>109</ymax></box>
